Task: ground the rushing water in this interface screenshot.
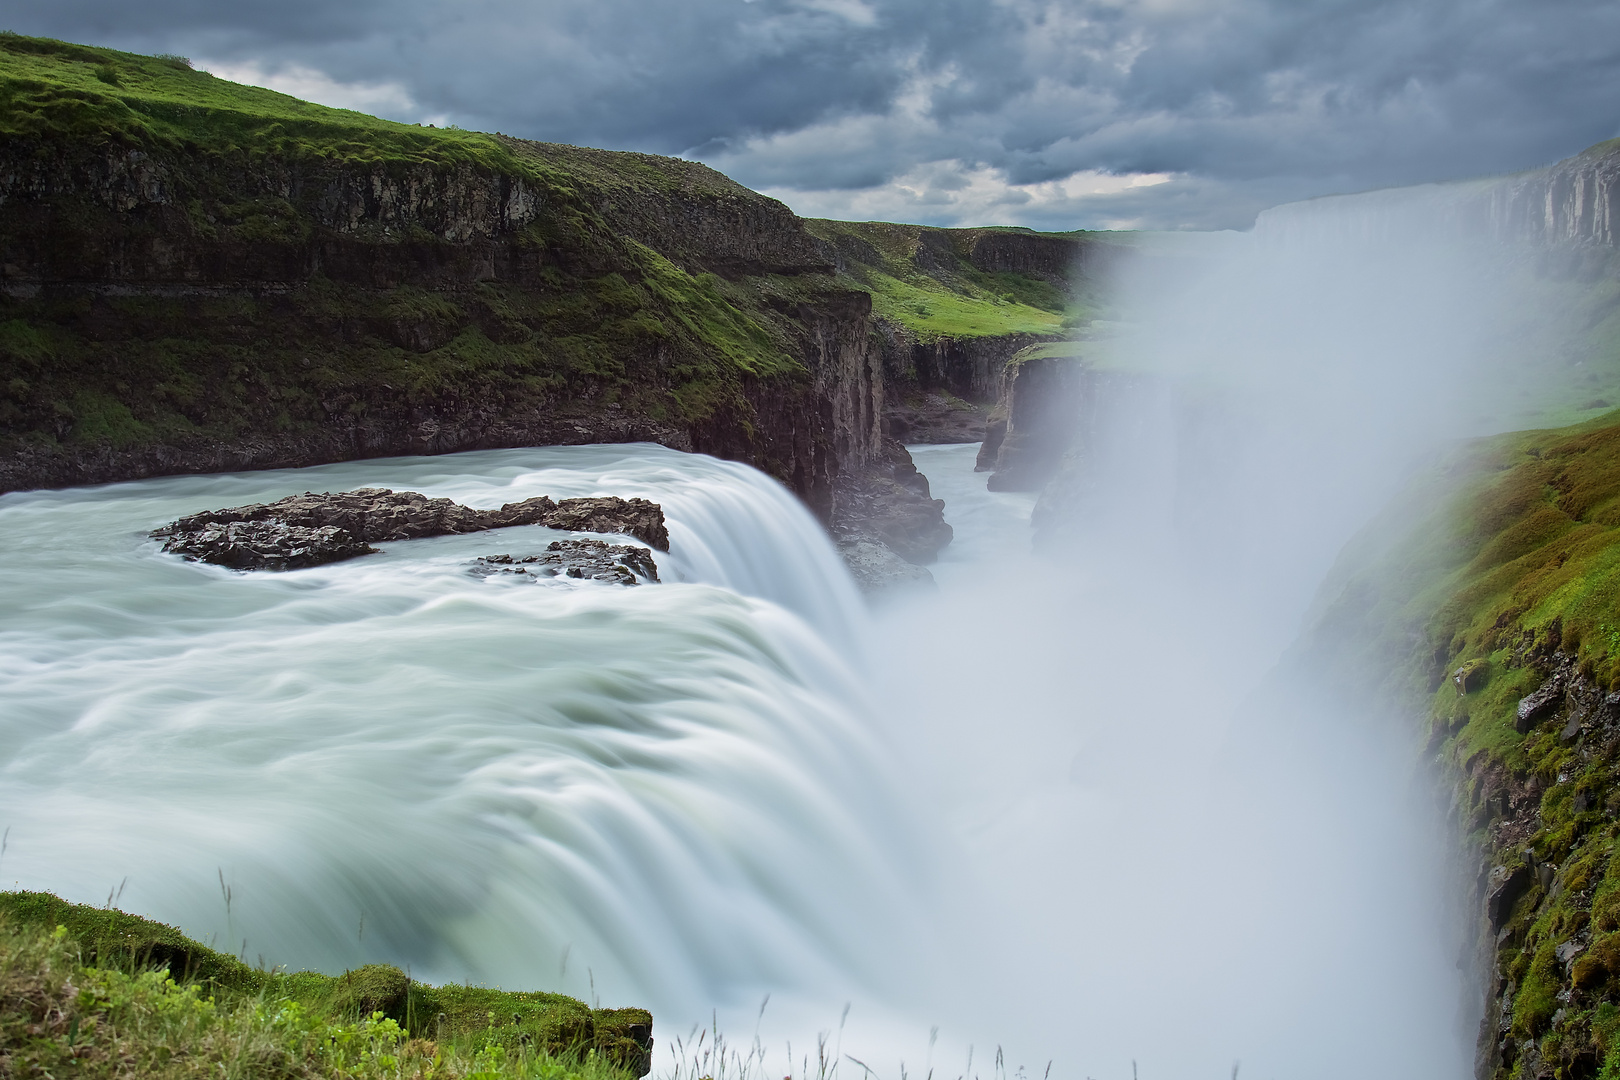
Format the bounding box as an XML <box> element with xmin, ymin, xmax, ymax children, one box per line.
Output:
<box><xmin>0</xmin><ymin>435</ymin><xmax>1473</xmax><ymax>1080</ymax></box>
<box><xmin>0</xmin><ymin>444</ymin><xmax>923</xmax><ymax>1017</ymax></box>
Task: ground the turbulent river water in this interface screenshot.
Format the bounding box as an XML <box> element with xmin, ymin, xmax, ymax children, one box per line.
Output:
<box><xmin>0</xmin><ymin>438</ymin><xmax>1472</xmax><ymax>1080</ymax></box>
<box><xmin>0</xmin><ymin>446</ymin><xmax>915</xmax><ymax>1016</ymax></box>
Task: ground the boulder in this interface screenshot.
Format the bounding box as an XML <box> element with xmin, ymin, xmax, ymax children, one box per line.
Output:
<box><xmin>1486</xmin><ymin>863</ymin><xmax>1532</xmax><ymax>929</ymax></box>
<box><xmin>159</xmin><ymin>520</ymin><xmax>376</xmax><ymax>570</ymax></box>
<box><xmin>540</xmin><ymin>497</ymin><xmax>669</xmax><ymax>551</ymax></box>
<box><xmin>1516</xmin><ymin>675</ymin><xmax>1566</xmax><ymax>733</ymax></box>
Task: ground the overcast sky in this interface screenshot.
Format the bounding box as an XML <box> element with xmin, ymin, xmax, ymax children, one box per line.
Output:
<box><xmin>8</xmin><ymin>0</ymin><xmax>1620</xmax><ymax>229</ymax></box>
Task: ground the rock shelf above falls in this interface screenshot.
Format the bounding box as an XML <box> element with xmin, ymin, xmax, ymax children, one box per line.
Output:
<box><xmin>152</xmin><ymin>487</ymin><xmax>668</xmax><ymax>573</ymax></box>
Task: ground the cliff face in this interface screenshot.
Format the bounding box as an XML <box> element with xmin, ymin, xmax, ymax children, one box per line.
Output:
<box><xmin>1479</xmin><ymin>141</ymin><xmax>1620</xmax><ymax>249</ymax></box>
<box><xmin>0</xmin><ymin>59</ymin><xmax>879</xmax><ymax>520</ymax></box>
<box><xmin>801</xmin><ymin>219</ymin><xmax>1115</xmax><ymax>446</ymax></box>
<box><xmin>0</xmin><ymin>34</ymin><xmax>1131</xmax><ymax>584</ymax></box>
<box><xmin>878</xmin><ymin>324</ymin><xmax>1059</xmax><ymax>413</ymax></box>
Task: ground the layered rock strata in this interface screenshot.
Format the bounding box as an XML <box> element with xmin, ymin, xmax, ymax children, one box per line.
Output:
<box><xmin>0</xmin><ymin>137</ymin><xmax>876</xmax><ymax>522</ymax></box>
<box><xmin>879</xmin><ymin>326</ymin><xmax>1062</xmax><ymax>445</ymax></box>
<box><xmin>1478</xmin><ymin>140</ymin><xmax>1620</xmax><ymax>249</ymax></box>
<box><xmin>830</xmin><ymin>437</ymin><xmax>953</xmax><ymax>592</ymax></box>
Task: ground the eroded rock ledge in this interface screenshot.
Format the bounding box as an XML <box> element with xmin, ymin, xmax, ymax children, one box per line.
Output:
<box><xmin>153</xmin><ymin>488</ymin><xmax>668</xmax><ymax>571</ymax></box>
<box><xmin>831</xmin><ymin>438</ymin><xmax>953</xmax><ymax>593</ymax></box>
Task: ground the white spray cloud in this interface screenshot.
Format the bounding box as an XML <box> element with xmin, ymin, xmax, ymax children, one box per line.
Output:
<box><xmin>850</xmin><ymin>184</ymin><xmax>1561</xmax><ymax>1078</ymax></box>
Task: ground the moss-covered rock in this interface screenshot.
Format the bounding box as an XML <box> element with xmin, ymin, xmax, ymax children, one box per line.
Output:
<box><xmin>0</xmin><ymin>890</ymin><xmax>258</xmax><ymax>990</ymax></box>
<box><xmin>0</xmin><ymin>890</ymin><xmax>656</xmax><ymax>1075</ymax></box>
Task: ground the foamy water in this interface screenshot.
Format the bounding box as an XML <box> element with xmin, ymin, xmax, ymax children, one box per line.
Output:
<box><xmin>0</xmin><ymin>444</ymin><xmax>918</xmax><ymax>1017</ymax></box>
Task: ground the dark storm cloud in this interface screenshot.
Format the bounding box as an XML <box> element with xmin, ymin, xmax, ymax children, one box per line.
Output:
<box><xmin>7</xmin><ymin>0</ymin><xmax>1620</xmax><ymax>228</ymax></box>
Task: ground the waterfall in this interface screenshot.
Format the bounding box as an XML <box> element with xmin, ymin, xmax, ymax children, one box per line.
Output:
<box><xmin>0</xmin><ymin>444</ymin><xmax>921</xmax><ymax>1017</ymax></box>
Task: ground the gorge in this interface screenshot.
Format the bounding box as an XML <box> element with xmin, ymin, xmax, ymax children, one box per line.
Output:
<box><xmin>9</xmin><ymin>31</ymin><xmax>1620</xmax><ymax>1080</ymax></box>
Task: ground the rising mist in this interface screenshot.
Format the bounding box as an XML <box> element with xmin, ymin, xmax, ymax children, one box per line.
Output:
<box><xmin>855</xmin><ymin>186</ymin><xmax>1570</xmax><ymax>1079</ymax></box>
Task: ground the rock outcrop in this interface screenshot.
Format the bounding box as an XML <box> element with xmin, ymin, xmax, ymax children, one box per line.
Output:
<box><xmin>977</xmin><ymin>348</ymin><xmax>1095</xmax><ymax>492</ymax></box>
<box><xmin>833</xmin><ymin>537</ymin><xmax>935</xmax><ymax>594</ymax></box>
<box><xmin>1477</xmin><ymin>139</ymin><xmax>1620</xmax><ymax>249</ymax></box>
<box><xmin>158</xmin><ymin>519</ymin><xmax>379</xmax><ymax>571</ymax></box>
<box><xmin>831</xmin><ymin>437</ymin><xmax>953</xmax><ymax>571</ymax></box>
<box><xmin>1461</xmin><ymin>648</ymin><xmax>1620</xmax><ymax>1080</ymax></box>
<box><xmin>153</xmin><ymin>488</ymin><xmax>668</xmax><ymax>570</ymax></box>
<box><xmin>470</xmin><ymin>540</ymin><xmax>661</xmax><ymax>586</ymax></box>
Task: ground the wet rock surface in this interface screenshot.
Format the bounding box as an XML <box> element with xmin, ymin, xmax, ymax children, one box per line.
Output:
<box><xmin>535</xmin><ymin>497</ymin><xmax>669</xmax><ymax>551</ymax></box>
<box><xmin>158</xmin><ymin>520</ymin><xmax>378</xmax><ymax>571</ymax></box>
<box><xmin>834</xmin><ymin>538</ymin><xmax>935</xmax><ymax>594</ymax></box>
<box><xmin>469</xmin><ymin>541</ymin><xmax>661</xmax><ymax>587</ymax></box>
<box><xmin>155</xmin><ymin>488</ymin><xmax>668</xmax><ymax>570</ymax></box>
<box><xmin>1516</xmin><ymin>674</ymin><xmax>1567</xmax><ymax>731</ymax></box>
<box><xmin>830</xmin><ymin>437</ymin><xmax>952</xmax><ymax>592</ymax></box>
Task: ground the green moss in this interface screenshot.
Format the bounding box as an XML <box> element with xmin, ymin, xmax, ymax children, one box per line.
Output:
<box><xmin>0</xmin><ymin>891</ymin><xmax>260</xmax><ymax>990</ymax></box>
<box><xmin>0</xmin><ymin>890</ymin><xmax>650</xmax><ymax>1072</ymax></box>
<box><xmin>1513</xmin><ymin>940</ymin><xmax>1560</xmax><ymax>1036</ymax></box>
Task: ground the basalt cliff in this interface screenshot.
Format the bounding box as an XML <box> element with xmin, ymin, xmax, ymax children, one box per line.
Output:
<box><xmin>0</xmin><ymin>33</ymin><xmax>1111</xmax><ymax>584</ymax></box>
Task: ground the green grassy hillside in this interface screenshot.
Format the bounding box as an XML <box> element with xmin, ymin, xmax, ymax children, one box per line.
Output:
<box><xmin>0</xmin><ymin>891</ymin><xmax>651</xmax><ymax>1079</ymax></box>
<box><xmin>806</xmin><ymin>218</ymin><xmax>1110</xmax><ymax>341</ymax></box>
<box><xmin>0</xmin><ymin>34</ymin><xmax>548</xmax><ymax>182</ymax></box>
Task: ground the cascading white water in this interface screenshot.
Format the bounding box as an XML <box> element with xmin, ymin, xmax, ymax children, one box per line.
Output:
<box><xmin>0</xmin><ymin>444</ymin><xmax>923</xmax><ymax>1018</ymax></box>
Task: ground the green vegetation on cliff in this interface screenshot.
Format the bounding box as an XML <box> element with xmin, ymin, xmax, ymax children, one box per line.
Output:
<box><xmin>1301</xmin><ymin>411</ymin><xmax>1620</xmax><ymax>1078</ymax></box>
<box><xmin>0</xmin><ymin>891</ymin><xmax>652</xmax><ymax>1079</ymax></box>
<box><xmin>0</xmin><ymin>32</ymin><xmax>1107</xmax><ymax>499</ymax></box>
<box><xmin>804</xmin><ymin>219</ymin><xmax>1109</xmax><ymax>341</ymax></box>
<box><xmin>0</xmin><ymin>33</ymin><xmax>853</xmax><ymax>496</ymax></box>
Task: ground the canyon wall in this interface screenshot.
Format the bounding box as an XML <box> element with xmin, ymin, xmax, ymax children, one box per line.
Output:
<box><xmin>0</xmin><ymin>137</ymin><xmax>881</xmax><ymax>523</ymax></box>
<box><xmin>1479</xmin><ymin>139</ymin><xmax>1620</xmax><ymax>249</ymax></box>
